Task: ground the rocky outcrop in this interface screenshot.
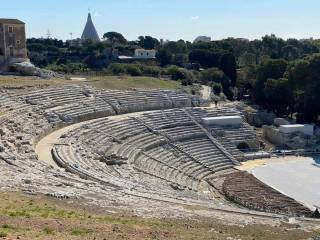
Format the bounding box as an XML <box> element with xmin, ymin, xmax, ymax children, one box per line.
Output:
<box><xmin>9</xmin><ymin>61</ymin><xmax>62</xmax><ymax>79</ymax></box>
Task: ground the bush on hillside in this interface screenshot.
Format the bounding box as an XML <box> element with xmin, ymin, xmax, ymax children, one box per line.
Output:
<box><xmin>126</xmin><ymin>65</ymin><xmax>142</xmax><ymax>76</ymax></box>
<box><xmin>107</xmin><ymin>63</ymin><xmax>196</xmax><ymax>85</ymax></box>
<box><xmin>108</xmin><ymin>63</ymin><xmax>127</xmax><ymax>75</ymax></box>
<box><xmin>212</xmin><ymin>82</ymin><xmax>222</xmax><ymax>94</ymax></box>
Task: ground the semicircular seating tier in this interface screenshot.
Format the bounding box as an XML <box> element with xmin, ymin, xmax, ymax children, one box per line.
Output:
<box><xmin>21</xmin><ymin>86</ymin><xmax>204</xmax><ymax>124</ymax></box>
<box><xmin>0</xmin><ymin>86</ymin><xmax>224</xmax><ymax>204</ymax></box>
<box><xmin>0</xmin><ymin>86</ymin><xmax>313</xmax><ymax>217</ymax></box>
<box><xmin>52</xmin><ymin>107</ymin><xmax>258</xmax><ymax>192</ymax></box>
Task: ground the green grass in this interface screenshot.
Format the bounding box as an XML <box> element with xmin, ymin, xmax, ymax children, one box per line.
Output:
<box><xmin>0</xmin><ymin>223</ymin><xmax>20</xmax><ymax>238</ymax></box>
<box><xmin>0</xmin><ymin>225</ymin><xmax>14</xmax><ymax>238</ymax></box>
<box><xmin>3</xmin><ymin>204</ymin><xmax>87</xmax><ymax>220</ymax></box>
<box><xmin>70</xmin><ymin>228</ymin><xmax>93</xmax><ymax>236</ymax></box>
<box><xmin>1</xmin><ymin>200</ymin><xmax>172</xmax><ymax>230</ymax></box>
<box><xmin>1</xmin><ymin>224</ymin><xmax>14</xmax><ymax>230</ymax></box>
<box><xmin>87</xmin><ymin>75</ymin><xmax>182</xmax><ymax>90</ymax></box>
<box><xmin>7</xmin><ymin>209</ymin><xmax>31</xmax><ymax>218</ymax></box>
<box><xmin>0</xmin><ymin>192</ymin><xmax>317</xmax><ymax>240</ymax></box>
<box><xmin>0</xmin><ymin>75</ymin><xmax>64</xmax><ymax>86</ymax></box>
<box><xmin>42</xmin><ymin>227</ymin><xmax>55</xmax><ymax>235</ymax></box>
<box><xmin>0</xmin><ymin>74</ymin><xmax>182</xmax><ymax>92</ymax></box>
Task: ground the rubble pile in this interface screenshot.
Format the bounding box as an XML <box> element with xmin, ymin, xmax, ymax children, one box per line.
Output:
<box><xmin>10</xmin><ymin>61</ymin><xmax>62</xmax><ymax>79</ymax></box>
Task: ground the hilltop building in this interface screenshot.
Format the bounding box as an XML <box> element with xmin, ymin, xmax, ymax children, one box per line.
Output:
<box><xmin>67</xmin><ymin>38</ymin><xmax>83</xmax><ymax>47</ymax></box>
<box><xmin>81</xmin><ymin>13</ymin><xmax>100</xmax><ymax>42</ymax></box>
<box><xmin>134</xmin><ymin>49</ymin><xmax>156</xmax><ymax>59</ymax></box>
<box><xmin>118</xmin><ymin>48</ymin><xmax>157</xmax><ymax>62</ymax></box>
<box><xmin>0</xmin><ymin>18</ymin><xmax>28</xmax><ymax>69</ymax></box>
<box><xmin>194</xmin><ymin>36</ymin><xmax>211</xmax><ymax>43</ymax></box>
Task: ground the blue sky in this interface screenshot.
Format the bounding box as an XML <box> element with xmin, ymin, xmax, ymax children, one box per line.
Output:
<box><xmin>2</xmin><ymin>0</ymin><xmax>320</xmax><ymax>41</ymax></box>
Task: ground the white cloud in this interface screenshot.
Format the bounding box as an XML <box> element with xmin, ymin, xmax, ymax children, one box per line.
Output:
<box><xmin>190</xmin><ymin>16</ymin><xmax>200</xmax><ymax>21</ymax></box>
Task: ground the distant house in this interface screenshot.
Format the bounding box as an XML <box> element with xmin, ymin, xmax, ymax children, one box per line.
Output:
<box><xmin>0</xmin><ymin>18</ymin><xmax>28</xmax><ymax>68</ymax></box>
<box><xmin>193</xmin><ymin>36</ymin><xmax>211</xmax><ymax>43</ymax></box>
<box><xmin>134</xmin><ymin>49</ymin><xmax>156</xmax><ymax>59</ymax></box>
<box><xmin>118</xmin><ymin>49</ymin><xmax>157</xmax><ymax>62</ymax></box>
<box><xmin>67</xmin><ymin>38</ymin><xmax>83</xmax><ymax>47</ymax></box>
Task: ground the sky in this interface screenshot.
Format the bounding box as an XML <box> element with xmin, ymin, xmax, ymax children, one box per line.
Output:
<box><xmin>2</xmin><ymin>0</ymin><xmax>320</xmax><ymax>41</ymax></box>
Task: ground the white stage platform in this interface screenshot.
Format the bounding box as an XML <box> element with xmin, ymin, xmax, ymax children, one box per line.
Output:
<box><xmin>250</xmin><ymin>157</ymin><xmax>320</xmax><ymax>211</ymax></box>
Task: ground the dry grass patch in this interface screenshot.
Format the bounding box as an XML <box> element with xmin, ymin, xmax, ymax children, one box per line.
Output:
<box><xmin>0</xmin><ymin>192</ymin><xmax>318</xmax><ymax>240</ymax></box>
<box><xmin>86</xmin><ymin>75</ymin><xmax>181</xmax><ymax>90</ymax></box>
<box><xmin>0</xmin><ymin>75</ymin><xmax>182</xmax><ymax>92</ymax></box>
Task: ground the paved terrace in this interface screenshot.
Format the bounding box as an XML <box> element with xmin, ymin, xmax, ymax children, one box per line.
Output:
<box><xmin>243</xmin><ymin>156</ymin><xmax>320</xmax><ymax>211</ymax></box>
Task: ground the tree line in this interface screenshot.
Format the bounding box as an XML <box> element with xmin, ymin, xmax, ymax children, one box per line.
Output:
<box><xmin>249</xmin><ymin>54</ymin><xmax>320</xmax><ymax>123</ymax></box>
<box><xmin>26</xmin><ymin>33</ymin><xmax>320</xmax><ymax>123</ymax></box>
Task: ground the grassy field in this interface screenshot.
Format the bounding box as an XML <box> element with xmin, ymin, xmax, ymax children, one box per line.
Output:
<box><xmin>87</xmin><ymin>75</ymin><xmax>182</xmax><ymax>90</ymax></box>
<box><xmin>0</xmin><ymin>75</ymin><xmax>69</xmax><ymax>88</ymax></box>
<box><xmin>0</xmin><ymin>192</ymin><xmax>318</xmax><ymax>240</ymax></box>
<box><xmin>0</xmin><ymin>75</ymin><xmax>182</xmax><ymax>91</ymax></box>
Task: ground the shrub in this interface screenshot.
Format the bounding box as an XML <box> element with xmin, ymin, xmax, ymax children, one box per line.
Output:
<box><xmin>108</xmin><ymin>63</ymin><xmax>127</xmax><ymax>75</ymax></box>
<box><xmin>83</xmin><ymin>55</ymin><xmax>108</xmax><ymax>69</ymax></box>
<box><xmin>165</xmin><ymin>66</ymin><xmax>186</xmax><ymax>80</ymax></box>
<box><xmin>181</xmin><ymin>78</ymin><xmax>192</xmax><ymax>86</ymax></box>
<box><xmin>107</xmin><ymin>63</ymin><xmax>196</xmax><ymax>83</ymax></box>
<box><xmin>212</xmin><ymin>82</ymin><xmax>222</xmax><ymax>94</ymax></box>
<box><xmin>43</xmin><ymin>227</ymin><xmax>55</xmax><ymax>235</ymax></box>
<box><xmin>126</xmin><ymin>65</ymin><xmax>142</xmax><ymax>76</ymax></box>
<box><xmin>1</xmin><ymin>224</ymin><xmax>14</xmax><ymax>229</ymax></box>
<box><xmin>165</xmin><ymin>65</ymin><xmax>180</xmax><ymax>77</ymax></box>
<box><xmin>237</xmin><ymin>142</ymin><xmax>250</xmax><ymax>150</ymax></box>
<box><xmin>140</xmin><ymin>65</ymin><xmax>161</xmax><ymax>76</ymax></box>
<box><xmin>56</xmin><ymin>57</ymin><xmax>68</xmax><ymax>65</ymax></box>
<box><xmin>201</xmin><ymin>68</ymin><xmax>226</xmax><ymax>84</ymax></box>
<box><xmin>70</xmin><ymin>228</ymin><xmax>93</xmax><ymax>236</ymax></box>
<box><xmin>47</xmin><ymin>63</ymin><xmax>87</xmax><ymax>74</ymax></box>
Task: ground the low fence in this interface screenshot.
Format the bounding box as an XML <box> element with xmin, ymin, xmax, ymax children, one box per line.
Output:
<box><xmin>239</xmin><ymin>147</ymin><xmax>320</xmax><ymax>160</ymax></box>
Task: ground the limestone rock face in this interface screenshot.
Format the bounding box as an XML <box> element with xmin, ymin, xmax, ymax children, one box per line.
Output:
<box><xmin>286</xmin><ymin>135</ymin><xmax>307</xmax><ymax>149</ymax></box>
<box><xmin>10</xmin><ymin>62</ymin><xmax>61</xmax><ymax>79</ymax></box>
<box><xmin>245</xmin><ymin>109</ymin><xmax>276</xmax><ymax>127</ymax></box>
<box><xmin>274</xmin><ymin>118</ymin><xmax>290</xmax><ymax>127</ymax></box>
<box><xmin>0</xmin><ymin>128</ymin><xmax>7</xmax><ymax>136</ymax></box>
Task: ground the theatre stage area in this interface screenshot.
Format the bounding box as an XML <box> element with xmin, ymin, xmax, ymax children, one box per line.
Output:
<box><xmin>242</xmin><ymin>156</ymin><xmax>320</xmax><ymax>211</ymax></box>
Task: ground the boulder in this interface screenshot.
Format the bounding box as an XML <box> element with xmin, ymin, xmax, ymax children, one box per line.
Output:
<box><xmin>10</xmin><ymin>61</ymin><xmax>62</xmax><ymax>79</ymax></box>
<box><xmin>274</xmin><ymin>118</ymin><xmax>290</xmax><ymax>127</ymax></box>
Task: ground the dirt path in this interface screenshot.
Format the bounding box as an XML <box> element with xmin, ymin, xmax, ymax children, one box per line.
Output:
<box><xmin>35</xmin><ymin>110</ymin><xmax>158</xmax><ymax>168</ymax></box>
<box><xmin>35</xmin><ymin>122</ymin><xmax>91</xmax><ymax>169</ymax></box>
<box><xmin>201</xmin><ymin>85</ymin><xmax>212</xmax><ymax>100</ymax></box>
<box><xmin>237</xmin><ymin>156</ymin><xmax>313</xmax><ymax>171</ymax></box>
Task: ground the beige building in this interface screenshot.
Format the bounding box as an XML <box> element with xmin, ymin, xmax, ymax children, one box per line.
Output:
<box><xmin>134</xmin><ymin>49</ymin><xmax>156</xmax><ymax>59</ymax></box>
<box><xmin>0</xmin><ymin>18</ymin><xmax>27</xmax><ymax>68</ymax></box>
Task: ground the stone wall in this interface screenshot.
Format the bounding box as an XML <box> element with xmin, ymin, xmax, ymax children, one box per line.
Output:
<box><xmin>245</xmin><ymin>110</ymin><xmax>276</xmax><ymax>128</ymax></box>
<box><xmin>0</xmin><ymin>56</ymin><xmax>4</xmax><ymax>67</ymax></box>
<box><xmin>262</xmin><ymin>125</ymin><xmax>285</xmax><ymax>146</ymax></box>
<box><xmin>3</xmin><ymin>23</ymin><xmax>27</xmax><ymax>59</ymax></box>
<box><xmin>263</xmin><ymin>125</ymin><xmax>317</xmax><ymax>149</ymax></box>
<box><xmin>0</xmin><ymin>22</ymin><xmax>27</xmax><ymax>70</ymax></box>
<box><xmin>0</xmin><ymin>25</ymin><xmax>4</xmax><ymax>64</ymax></box>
